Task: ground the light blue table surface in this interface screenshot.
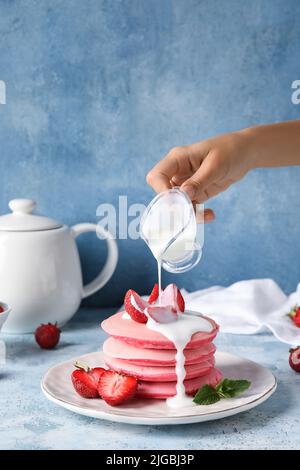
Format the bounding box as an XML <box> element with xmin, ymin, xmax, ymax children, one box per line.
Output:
<box><xmin>1</xmin><ymin>307</ymin><xmax>299</xmax><ymax>450</ymax></box>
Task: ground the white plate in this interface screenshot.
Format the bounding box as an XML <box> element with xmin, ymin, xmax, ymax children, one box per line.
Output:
<box><xmin>41</xmin><ymin>351</ymin><xmax>277</xmax><ymax>425</ymax></box>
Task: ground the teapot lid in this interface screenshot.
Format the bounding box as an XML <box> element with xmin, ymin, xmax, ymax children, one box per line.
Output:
<box><xmin>0</xmin><ymin>199</ymin><xmax>62</xmax><ymax>231</ymax></box>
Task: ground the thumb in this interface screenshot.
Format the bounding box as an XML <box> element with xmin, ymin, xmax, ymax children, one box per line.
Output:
<box><xmin>180</xmin><ymin>153</ymin><xmax>220</xmax><ymax>202</ymax></box>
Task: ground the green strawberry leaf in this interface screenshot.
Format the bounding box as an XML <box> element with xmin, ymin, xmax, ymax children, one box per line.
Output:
<box><xmin>216</xmin><ymin>378</ymin><xmax>251</xmax><ymax>398</ymax></box>
<box><xmin>193</xmin><ymin>385</ymin><xmax>220</xmax><ymax>405</ymax></box>
<box><xmin>288</xmin><ymin>305</ymin><xmax>298</xmax><ymax>318</ymax></box>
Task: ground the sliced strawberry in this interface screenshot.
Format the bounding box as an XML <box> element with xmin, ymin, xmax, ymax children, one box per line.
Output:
<box><xmin>97</xmin><ymin>370</ymin><xmax>138</xmax><ymax>406</ymax></box>
<box><xmin>124</xmin><ymin>289</ymin><xmax>148</xmax><ymax>323</ymax></box>
<box><xmin>161</xmin><ymin>284</ymin><xmax>177</xmax><ymax>309</ymax></box>
<box><xmin>146</xmin><ymin>305</ymin><xmax>178</xmax><ymax>324</ymax></box>
<box><xmin>176</xmin><ymin>289</ymin><xmax>185</xmax><ymax>313</ymax></box>
<box><xmin>148</xmin><ymin>283</ymin><xmax>159</xmax><ymax>304</ymax></box>
<box><xmin>161</xmin><ymin>284</ymin><xmax>185</xmax><ymax>313</ymax></box>
<box><xmin>90</xmin><ymin>367</ymin><xmax>106</xmax><ymax>385</ymax></box>
<box><xmin>161</xmin><ymin>284</ymin><xmax>178</xmax><ymax>310</ymax></box>
<box><xmin>71</xmin><ymin>363</ymin><xmax>105</xmax><ymax>398</ymax></box>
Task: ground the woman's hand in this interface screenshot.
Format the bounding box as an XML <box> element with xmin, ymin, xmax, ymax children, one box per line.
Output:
<box><xmin>146</xmin><ymin>120</ymin><xmax>300</xmax><ymax>222</ymax></box>
<box><xmin>147</xmin><ymin>130</ymin><xmax>254</xmax><ymax>222</ymax></box>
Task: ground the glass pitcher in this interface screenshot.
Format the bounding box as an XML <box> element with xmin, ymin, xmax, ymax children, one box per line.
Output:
<box><xmin>140</xmin><ymin>188</ymin><xmax>204</xmax><ymax>273</ymax></box>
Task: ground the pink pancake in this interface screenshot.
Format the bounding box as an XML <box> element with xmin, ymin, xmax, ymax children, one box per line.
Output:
<box><xmin>136</xmin><ymin>368</ymin><xmax>223</xmax><ymax>399</ymax></box>
<box><xmin>103</xmin><ymin>337</ymin><xmax>216</xmax><ymax>366</ymax></box>
<box><xmin>101</xmin><ymin>311</ymin><xmax>218</xmax><ymax>350</ymax></box>
<box><xmin>104</xmin><ymin>355</ymin><xmax>215</xmax><ymax>382</ymax></box>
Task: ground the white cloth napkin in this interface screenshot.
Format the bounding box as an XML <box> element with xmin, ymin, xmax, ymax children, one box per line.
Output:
<box><xmin>182</xmin><ymin>279</ymin><xmax>300</xmax><ymax>345</ymax></box>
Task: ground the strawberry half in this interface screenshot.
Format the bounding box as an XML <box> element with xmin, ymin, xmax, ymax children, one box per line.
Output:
<box><xmin>146</xmin><ymin>305</ymin><xmax>178</xmax><ymax>324</ymax></box>
<box><xmin>161</xmin><ymin>284</ymin><xmax>185</xmax><ymax>313</ymax></box>
<box><xmin>124</xmin><ymin>289</ymin><xmax>148</xmax><ymax>323</ymax></box>
<box><xmin>97</xmin><ymin>370</ymin><xmax>138</xmax><ymax>406</ymax></box>
<box><xmin>176</xmin><ymin>289</ymin><xmax>185</xmax><ymax>313</ymax></box>
<box><xmin>71</xmin><ymin>362</ymin><xmax>105</xmax><ymax>398</ymax></box>
<box><xmin>148</xmin><ymin>283</ymin><xmax>159</xmax><ymax>304</ymax></box>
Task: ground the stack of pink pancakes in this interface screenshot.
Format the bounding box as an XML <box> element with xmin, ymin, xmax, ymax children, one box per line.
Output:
<box><xmin>101</xmin><ymin>312</ymin><xmax>222</xmax><ymax>399</ymax></box>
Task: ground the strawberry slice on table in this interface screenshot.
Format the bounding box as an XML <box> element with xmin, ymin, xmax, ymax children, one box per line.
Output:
<box><xmin>124</xmin><ymin>289</ymin><xmax>148</xmax><ymax>323</ymax></box>
<box><xmin>161</xmin><ymin>284</ymin><xmax>185</xmax><ymax>313</ymax></box>
<box><xmin>148</xmin><ymin>283</ymin><xmax>159</xmax><ymax>304</ymax></box>
<box><xmin>146</xmin><ymin>305</ymin><xmax>178</xmax><ymax>324</ymax></box>
<box><xmin>97</xmin><ymin>370</ymin><xmax>138</xmax><ymax>406</ymax></box>
<box><xmin>71</xmin><ymin>362</ymin><xmax>105</xmax><ymax>398</ymax></box>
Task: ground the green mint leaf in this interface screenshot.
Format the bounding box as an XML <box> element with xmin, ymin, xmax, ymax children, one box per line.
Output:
<box><xmin>193</xmin><ymin>378</ymin><xmax>251</xmax><ymax>406</ymax></box>
<box><xmin>193</xmin><ymin>385</ymin><xmax>220</xmax><ymax>405</ymax></box>
<box><xmin>216</xmin><ymin>378</ymin><xmax>251</xmax><ymax>398</ymax></box>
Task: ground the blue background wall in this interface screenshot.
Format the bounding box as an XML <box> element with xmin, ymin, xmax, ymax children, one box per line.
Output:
<box><xmin>0</xmin><ymin>0</ymin><xmax>299</xmax><ymax>307</ymax></box>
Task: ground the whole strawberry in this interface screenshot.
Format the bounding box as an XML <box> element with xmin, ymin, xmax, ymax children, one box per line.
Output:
<box><xmin>288</xmin><ymin>305</ymin><xmax>300</xmax><ymax>328</ymax></box>
<box><xmin>35</xmin><ymin>322</ymin><xmax>61</xmax><ymax>349</ymax></box>
<box><xmin>289</xmin><ymin>346</ymin><xmax>300</xmax><ymax>373</ymax></box>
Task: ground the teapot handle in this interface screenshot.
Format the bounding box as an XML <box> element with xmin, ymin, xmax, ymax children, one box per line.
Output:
<box><xmin>71</xmin><ymin>223</ymin><xmax>118</xmax><ymax>299</ymax></box>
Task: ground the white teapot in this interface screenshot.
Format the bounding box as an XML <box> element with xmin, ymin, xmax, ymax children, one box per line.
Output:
<box><xmin>0</xmin><ymin>199</ymin><xmax>118</xmax><ymax>334</ymax></box>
